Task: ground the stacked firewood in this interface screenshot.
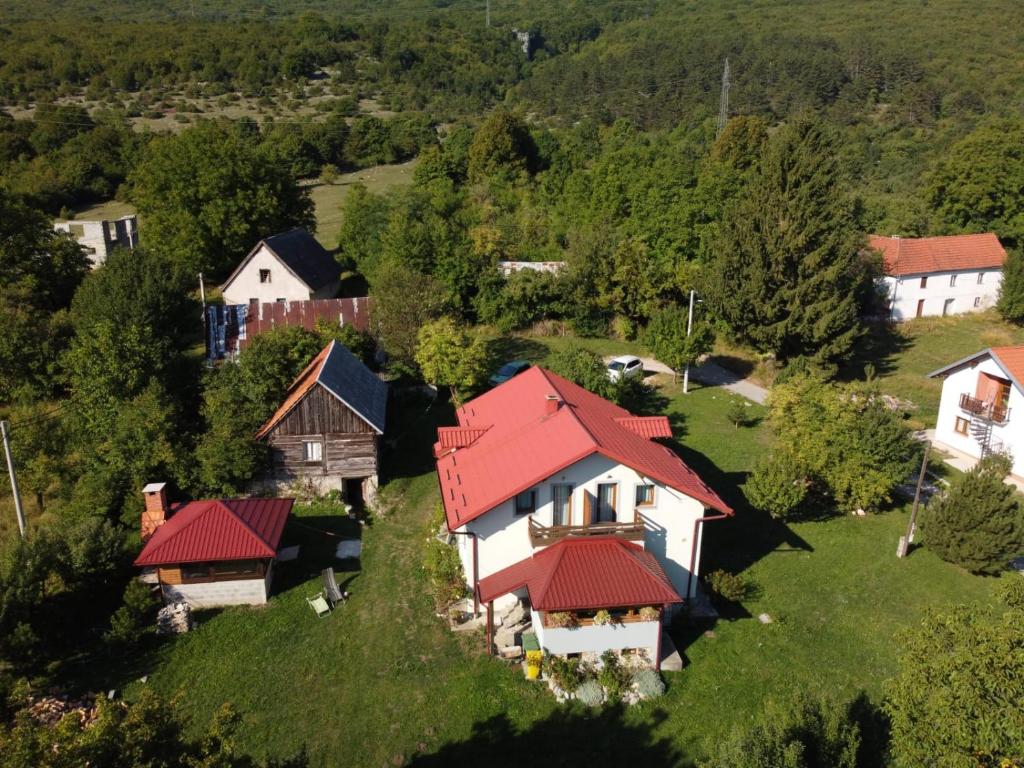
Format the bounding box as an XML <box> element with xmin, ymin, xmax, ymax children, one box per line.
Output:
<box><xmin>156</xmin><ymin>602</ymin><xmax>193</xmax><ymax>635</ymax></box>
<box><xmin>26</xmin><ymin>693</ymin><xmax>98</xmax><ymax>726</ymax></box>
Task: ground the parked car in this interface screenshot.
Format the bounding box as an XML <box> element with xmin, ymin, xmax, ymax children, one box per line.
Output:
<box><xmin>607</xmin><ymin>355</ymin><xmax>644</xmax><ymax>382</ymax></box>
<box><xmin>489</xmin><ymin>360</ymin><xmax>531</xmax><ymax>387</ymax></box>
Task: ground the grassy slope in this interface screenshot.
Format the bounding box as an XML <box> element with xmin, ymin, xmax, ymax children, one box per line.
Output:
<box><xmin>309</xmin><ymin>159</ymin><xmax>417</xmax><ymax>247</ymax></box>
<box><xmin>106</xmin><ymin>336</ymin><xmax>1002</xmax><ymax>767</ymax></box>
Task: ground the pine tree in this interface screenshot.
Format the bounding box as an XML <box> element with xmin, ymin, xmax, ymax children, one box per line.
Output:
<box><xmin>997</xmin><ymin>248</ymin><xmax>1024</xmax><ymax>324</ymax></box>
<box><xmin>707</xmin><ymin>118</ymin><xmax>872</xmax><ymax>365</ymax></box>
<box><xmin>922</xmin><ymin>454</ymin><xmax>1024</xmax><ymax>574</ymax></box>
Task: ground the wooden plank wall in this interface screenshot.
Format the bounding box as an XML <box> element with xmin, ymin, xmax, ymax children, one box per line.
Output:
<box><xmin>269</xmin><ymin>433</ymin><xmax>378</xmax><ymax>478</ymax></box>
<box><xmin>272</xmin><ymin>384</ymin><xmax>377</xmax><ymax>436</ymax></box>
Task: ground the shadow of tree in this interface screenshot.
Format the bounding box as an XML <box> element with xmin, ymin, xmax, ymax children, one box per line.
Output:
<box><xmin>488</xmin><ymin>335</ymin><xmax>550</xmax><ymax>369</ymax></box>
<box><xmin>274</xmin><ymin>514</ymin><xmax>363</xmax><ymax>595</ymax></box>
<box><xmin>383</xmin><ymin>392</ymin><xmax>455</xmax><ymax>481</ymax></box>
<box><xmin>707</xmin><ymin>354</ymin><xmax>756</xmax><ymax>380</ymax></box>
<box><xmin>837</xmin><ymin>320</ymin><xmax>911</xmax><ymax>382</ymax></box>
<box><xmin>409</xmin><ymin>707</ymin><xmax>684</xmax><ymax>767</ymax></box>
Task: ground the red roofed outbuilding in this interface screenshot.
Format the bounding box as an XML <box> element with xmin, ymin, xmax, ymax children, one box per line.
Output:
<box><xmin>135</xmin><ymin>483</ymin><xmax>293</xmax><ymax>608</ymax></box>
<box><xmin>434</xmin><ymin>366</ymin><xmax>733</xmax><ymax>664</ymax></box>
<box><xmin>868</xmin><ymin>233</ymin><xmax>1006</xmax><ymax>321</ymax></box>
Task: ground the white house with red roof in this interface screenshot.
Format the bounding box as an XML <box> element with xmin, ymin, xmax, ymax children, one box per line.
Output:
<box><xmin>134</xmin><ymin>483</ymin><xmax>293</xmax><ymax>608</ymax></box>
<box><xmin>434</xmin><ymin>367</ymin><xmax>732</xmax><ymax>664</ymax></box>
<box><xmin>869</xmin><ymin>233</ymin><xmax>1006</xmax><ymax>321</ymax></box>
<box><xmin>928</xmin><ymin>346</ymin><xmax>1024</xmax><ymax>481</ymax></box>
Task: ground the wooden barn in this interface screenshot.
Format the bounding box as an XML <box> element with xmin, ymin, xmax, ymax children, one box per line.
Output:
<box><xmin>256</xmin><ymin>341</ymin><xmax>387</xmax><ymax>503</ymax></box>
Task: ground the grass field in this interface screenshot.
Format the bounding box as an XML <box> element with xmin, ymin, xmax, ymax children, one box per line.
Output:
<box><xmin>89</xmin><ymin>339</ymin><xmax>1002</xmax><ymax>767</ymax></box>
<box><xmin>309</xmin><ymin>159</ymin><xmax>417</xmax><ymax>246</ymax></box>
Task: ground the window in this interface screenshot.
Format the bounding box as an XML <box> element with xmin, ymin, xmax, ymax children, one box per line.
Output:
<box><xmin>515</xmin><ymin>489</ymin><xmax>537</xmax><ymax>515</ymax></box>
<box><xmin>596</xmin><ymin>483</ymin><xmax>617</xmax><ymax>523</ymax></box>
<box><xmin>551</xmin><ymin>484</ymin><xmax>573</xmax><ymax>526</ymax></box>
<box><xmin>978</xmin><ymin>272</ymin><xmax>985</xmax><ymax>284</ymax></box>
<box><xmin>303</xmin><ymin>440</ymin><xmax>323</xmax><ymax>462</ymax></box>
<box><xmin>69</xmin><ymin>223</ymin><xmax>85</xmax><ymax>237</ymax></box>
<box><xmin>259</xmin><ymin>269</ymin><xmax>272</xmax><ymax>284</ymax></box>
<box><xmin>276</xmin><ymin>298</ymin><xmax>286</xmax><ymax>303</ymax></box>
<box><xmin>974</xmin><ymin>297</ymin><xmax>982</xmax><ymax>308</ymax></box>
<box><xmin>949</xmin><ymin>274</ymin><xmax>957</xmax><ymax>287</ymax></box>
<box><xmin>954</xmin><ymin>417</ymin><xmax>970</xmax><ymax>436</ymax></box>
<box><xmin>635</xmin><ymin>484</ymin><xmax>655</xmax><ymax>507</ymax></box>
<box><xmin>943</xmin><ymin>298</ymin><xmax>955</xmax><ymax>316</ymax></box>
<box><xmin>919</xmin><ymin>276</ymin><xmax>928</xmax><ymax>288</ymax></box>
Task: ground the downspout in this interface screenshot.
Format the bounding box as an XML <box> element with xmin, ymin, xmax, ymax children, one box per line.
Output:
<box><xmin>687</xmin><ymin>510</ymin><xmax>731</xmax><ymax>600</ymax></box>
<box><xmin>448</xmin><ymin>529</ymin><xmax>479</xmax><ymax>615</ymax></box>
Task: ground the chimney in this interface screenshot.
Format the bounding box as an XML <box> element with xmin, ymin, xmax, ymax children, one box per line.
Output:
<box><xmin>141</xmin><ymin>482</ymin><xmax>169</xmax><ymax>542</ymax></box>
<box><xmin>545</xmin><ymin>394</ymin><xmax>562</xmax><ymax>415</ymax></box>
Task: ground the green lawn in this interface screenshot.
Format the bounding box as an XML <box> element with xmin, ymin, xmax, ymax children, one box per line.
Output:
<box><xmin>97</xmin><ymin>347</ymin><xmax>1002</xmax><ymax>767</ymax></box>
<box><xmin>309</xmin><ymin>160</ymin><xmax>417</xmax><ymax>247</ymax></box>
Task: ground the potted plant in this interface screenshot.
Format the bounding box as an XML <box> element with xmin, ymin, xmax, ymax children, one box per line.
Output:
<box><xmin>546</xmin><ymin>611</ymin><xmax>578</xmax><ymax>629</ymax></box>
<box><xmin>593</xmin><ymin>609</ymin><xmax>613</xmax><ymax>626</ymax></box>
<box><xmin>638</xmin><ymin>606</ymin><xmax>660</xmax><ymax>621</ymax></box>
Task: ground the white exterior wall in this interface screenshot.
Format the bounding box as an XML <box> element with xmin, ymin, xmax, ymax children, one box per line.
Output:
<box><xmin>160</xmin><ymin>565</ymin><xmax>273</xmax><ymax>608</ymax></box>
<box><xmin>934</xmin><ymin>358</ymin><xmax>1024</xmax><ymax>478</ymax></box>
<box><xmin>455</xmin><ymin>453</ymin><xmax>709</xmax><ymax>610</ymax></box>
<box><xmin>531</xmin><ymin>609</ymin><xmax>659</xmax><ymax>656</ymax></box>
<box><xmin>54</xmin><ymin>216</ymin><xmax>139</xmax><ymax>267</ymax></box>
<box><xmin>883</xmin><ymin>269</ymin><xmax>1002</xmax><ymax>322</ymax></box>
<box><xmin>222</xmin><ymin>245</ymin><xmax>316</xmax><ymax>305</ymax></box>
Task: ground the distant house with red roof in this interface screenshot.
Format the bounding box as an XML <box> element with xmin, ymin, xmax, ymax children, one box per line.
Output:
<box><xmin>134</xmin><ymin>483</ymin><xmax>293</xmax><ymax>608</ymax></box>
<box><xmin>434</xmin><ymin>366</ymin><xmax>732</xmax><ymax>666</ymax></box>
<box><xmin>256</xmin><ymin>340</ymin><xmax>388</xmax><ymax>503</ymax></box>
<box><xmin>869</xmin><ymin>233</ymin><xmax>1006</xmax><ymax>321</ymax></box>
<box><xmin>928</xmin><ymin>346</ymin><xmax>1024</xmax><ymax>481</ymax></box>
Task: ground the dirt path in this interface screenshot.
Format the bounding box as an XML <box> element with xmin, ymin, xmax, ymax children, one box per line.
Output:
<box><xmin>605</xmin><ymin>355</ymin><xmax>769</xmax><ymax>404</ymax></box>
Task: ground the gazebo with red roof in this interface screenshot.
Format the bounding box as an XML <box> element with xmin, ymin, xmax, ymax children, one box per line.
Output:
<box><xmin>134</xmin><ymin>483</ymin><xmax>293</xmax><ymax>608</ymax></box>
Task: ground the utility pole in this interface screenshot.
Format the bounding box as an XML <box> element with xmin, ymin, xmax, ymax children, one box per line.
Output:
<box><xmin>485</xmin><ymin>0</ymin><xmax>490</xmax><ymax>28</ymax></box>
<box><xmin>683</xmin><ymin>290</ymin><xmax>696</xmax><ymax>395</ymax></box>
<box><xmin>198</xmin><ymin>272</ymin><xmax>207</xmax><ymax>315</ymax></box>
<box><xmin>716</xmin><ymin>58</ymin><xmax>731</xmax><ymax>138</ymax></box>
<box><xmin>1</xmin><ymin>421</ymin><xmax>26</xmax><ymax>539</ymax></box>
<box><xmin>898</xmin><ymin>442</ymin><xmax>930</xmax><ymax>557</ymax></box>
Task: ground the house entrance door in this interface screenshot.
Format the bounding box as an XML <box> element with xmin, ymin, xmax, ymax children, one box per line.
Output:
<box><xmin>596</xmin><ymin>483</ymin><xmax>617</xmax><ymax>523</ymax></box>
<box><xmin>943</xmin><ymin>298</ymin><xmax>955</xmax><ymax>316</ymax></box>
<box><xmin>552</xmin><ymin>484</ymin><xmax>573</xmax><ymax>526</ymax></box>
<box><xmin>916</xmin><ymin>299</ymin><xmax>925</xmax><ymax>318</ymax></box>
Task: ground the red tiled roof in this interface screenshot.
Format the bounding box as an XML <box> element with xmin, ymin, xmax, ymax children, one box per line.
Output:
<box><xmin>134</xmin><ymin>498</ymin><xmax>293</xmax><ymax>567</ymax></box>
<box><xmin>991</xmin><ymin>346</ymin><xmax>1024</xmax><ymax>388</ymax></box>
<box><xmin>435</xmin><ymin>426</ymin><xmax>490</xmax><ymax>455</ymax></box>
<box><xmin>614</xmin><ymin>416</ymin><xmax>672</xmax><ymax>439</ymax></box>
<box><xmin>869</xmin><ymin>233</ymin><xmax>1006</xmax><ymax>277</ymax></box>
<box><xmin>435</xmin><ymin>367</ymin><xmax>732</xmax><ymax>529</ymax></box>
<box><xmin>477</xmin><ymin>536</ymin><xmax>682</xmax><ymax>610</ymax></box>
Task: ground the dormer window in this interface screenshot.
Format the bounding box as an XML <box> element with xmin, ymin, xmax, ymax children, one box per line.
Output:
<box><xmin>260</xmin><ymin>269</ymin><xmax>272</xmax><ymax>284</ymax></box>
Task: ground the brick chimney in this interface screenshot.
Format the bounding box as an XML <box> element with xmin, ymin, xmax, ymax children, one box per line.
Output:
<box><xmin>545</xmin><ymin>394</ymin><xmax>562</xmax><ymax>415</ymax></box>
<box><xmin>141</xmin><ymin>482</ymin><xmax>169</xmax><ymax>541</ymax></box>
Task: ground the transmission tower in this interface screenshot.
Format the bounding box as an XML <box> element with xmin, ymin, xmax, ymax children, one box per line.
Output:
<box><xmin>716</xmin><ymin>58</ymin><xmax>731</xmax><ymax>138</ymax></box>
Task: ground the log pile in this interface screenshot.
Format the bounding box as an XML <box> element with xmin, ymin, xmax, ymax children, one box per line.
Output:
<box><xmin>156</xmin><ymin>602</ymin><xmax>193</xmax><ymax>635</ymax></box>
<box><xmin>26</xmin><ymin>693</ymin><xmax>98</xmax><ymax>726</ymax></box>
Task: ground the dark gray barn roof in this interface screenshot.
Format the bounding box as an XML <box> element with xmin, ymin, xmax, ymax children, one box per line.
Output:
<box><xmin>317</xmin><ymin>341</ymin><xmax>388</xmax><ymax>434</ymax></box>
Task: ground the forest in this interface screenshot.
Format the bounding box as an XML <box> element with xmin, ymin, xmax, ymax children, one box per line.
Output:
<box><xmin>2</xmin><ymin>1</ymin><xmax>1024</xmax><ymax>765</ymax></box>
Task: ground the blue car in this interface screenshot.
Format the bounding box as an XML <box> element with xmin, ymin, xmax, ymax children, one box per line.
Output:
<box><xmin>489</xmin><ymin>360</ymin><xmax>531</xmax><ymax>387</ymax></box>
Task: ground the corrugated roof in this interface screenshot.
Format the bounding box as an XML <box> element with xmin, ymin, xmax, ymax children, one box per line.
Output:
<box><xmin>134</xmin><ymin>497</ymin><xmax>293</xmax><ymax>566</ymax></box>
<box><xmin>869</xmin><ymin>233</ymin><xmax>1006</xmax><ymax>277</ymax></box>
<box><xmin>435</xmin><ymin>367</ymin><xmax>732</xmax><ymax>529</ymax></box>
<box><xmin>927</xmin><ymin>345</ymin><xmax>1024</xmax><ymax>394</ymax></box>
<box><xmin>256</xmin><ymin>340</ymin><xmax>387</xmax><ymax>438</ymax></box>
<box><xmin>220</xmin><ymin>228</ymin><xmax>341</xmax><ymax>294</ymax></box>
<box><xmin>614</xmin><ymin>416</ymin><xmax>673</xmax><ymax>439</ymax></box>
<box><xmin>477</xmin><ymin>536</ymin><xmax>682</xmax><ymax>610</ymax></box>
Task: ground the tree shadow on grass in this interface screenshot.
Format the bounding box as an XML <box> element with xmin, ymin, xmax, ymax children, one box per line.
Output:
<box><xmin>409</xmin><ymin>707</ymin><xmax>684</xmax><ymax>768</ymax></box>
<box><xmin>837</xmin><ymin>320</ymin><xmax>911</xmax><ymax>382</ymax></box>
<box><xmin>383</xmin><ymin>392</ymin><xmax>456</xmax><ymax>481</ymax></box>
<box><xmin>487</xmin><ymin>335</ymin><xmax>550</xmax><ymax>368</ymax></box>
<box><xmin>274</xmin><ymin>513</ymin><xmax>363</xmax><ymax>595</ymax></box>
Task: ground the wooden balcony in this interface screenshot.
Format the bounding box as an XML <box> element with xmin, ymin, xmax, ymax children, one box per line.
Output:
<box><xmin>960</xmin><ymin>393</ymin><xmax>1010</xmax><ymax>424</ymax></box>
<box><xmin>528</xmin><ymin>516</ymin><xmax>646</xmax><ymax>548</ymax></box>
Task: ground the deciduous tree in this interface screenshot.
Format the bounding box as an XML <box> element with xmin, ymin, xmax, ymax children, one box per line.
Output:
<box><xmin>414</xmin><ymin>317</ymin><xmax>491</xmax><ymax>405</ymax></box>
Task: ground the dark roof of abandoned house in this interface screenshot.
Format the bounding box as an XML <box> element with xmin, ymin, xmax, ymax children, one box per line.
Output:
<box><xmin>220</xmin><ymin>228</ymin><xmax>341</xmax><ymax>293</ymax></box>
<box><xmin>255</xmin><ymin>340</ymin><xmax>388</xmax><ymax>438</ymax></box>
<box><xmin>134</xmin><ymin>497</ymin><xmax>293</xmax><ymax>567</ymax></box>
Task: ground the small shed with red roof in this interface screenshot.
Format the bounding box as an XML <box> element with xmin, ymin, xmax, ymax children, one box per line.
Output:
<box><xmin>434</xmin><ymin>366</ymin><xmax>732</xmax><ymax>662</ymax></box>
<box><xmin>134</xmin><ymin>483</ymin><xmax>293</xmax><ymax>608</ymax></box>
<box><xmin>869</xmin><ymin>233</ymin><xmax>1006</xmax><ymax>321</ymax></box>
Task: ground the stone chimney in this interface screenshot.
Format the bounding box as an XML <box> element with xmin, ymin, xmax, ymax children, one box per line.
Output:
<box><xmin>545</xmin><ymin>394</ymin><xmax>562</xmax><ymax>415</ymax></box>
<box><xmin>141</xmin><ymin>482</ymin><xmax>169</xmax><ymax>542</ymax></box>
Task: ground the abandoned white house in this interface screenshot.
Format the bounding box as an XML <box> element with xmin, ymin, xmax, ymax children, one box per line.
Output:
<box><xmin>53</xmin><ymin>215</ymin><xmax>139</xmax><ymax>267</ymax></box>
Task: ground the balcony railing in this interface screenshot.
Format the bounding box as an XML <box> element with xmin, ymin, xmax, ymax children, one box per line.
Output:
<box><xmin>959</xmin><ymin>393</ymin><xmax>1010</xmax><ymax>424</ymax></box>
<box><xmin>528</xmin><ymin>516</ymin><xmax>645</xmax><ymax>548</ymax></box>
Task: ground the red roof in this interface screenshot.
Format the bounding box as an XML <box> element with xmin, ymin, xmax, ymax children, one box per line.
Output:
<box><xmin>477</xmin><ymin>536</ymin><xmax>682</xmax><ymax>610</ymax></box>
<box><xmin>869</xmin><ymin>233</ymin><xmax>1006</xmax><ymax>277</ymax></box>
<box><xmin>435</xmin><ymin>366</ymin><xmax>732</xmax><ymax>529</ymax></box>
<box><xmin>992</xmin><ymin>346</ymin><xmax>1024</xmax><ymax>387</ymax></box>
<box><xmin>134</xmin><ymin>498</ymin><xmax>293</xmax><ymax>567</ymax></box>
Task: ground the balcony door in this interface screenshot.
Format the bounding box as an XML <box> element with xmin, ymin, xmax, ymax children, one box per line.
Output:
<box><xmin>595</xmin><ymin>483</ymin><xmax>617</xmax><ymax>523</ymax></box>
<box><xmin>552</xmin><ymin>484</ymin><xmax>573</xmax><ymax>526</ymax></box>
<box><xmin>977</xmin><ymin>372</ymin><xmax>1011</xmax><ymax>408</ymax></box>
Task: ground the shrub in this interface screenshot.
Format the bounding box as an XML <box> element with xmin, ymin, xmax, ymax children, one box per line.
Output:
<box><xmin>726</xmin><ymin>398</ymin><xmax>750</xmax><ymax>429</ymax></box>
<box><xmin>576</xmin><ymin>679</ymin><xmax>605</xmax><ymax>707</ymax></box>
<box><xmin>633</xmin><ymin>667</ymin><xmax>666</xmax><ymax>699</ymax></box>
<box><xmin>105</xmin><ymin>579</ymin><xmax>158</xmax><ymax>647</ymax></box>
<box><xmin>705</xmin><ymin>569</ymin><xmax>748</xmax><ymax>603</ymax></box>
<box><xmin>592</xmin><ymin>609</ymin><xmax>612</xmax><ymax>626</ymax></box>
<box><xmin>744</xmin><ymin>450</ymin><xmax>808</xmax><ymax>519</ymax></box>
<box><xmin>598</xmin><ymin>651</ymin><xmax>632</xmax><ymax>702</ymax></box>
<box><xmin>638</xmin><ymin>605</ymin><xmax>660</xmax><ymax>621</ymax></box>
<box><xmin>546</xmin><ymin>611</ymin><xmax>578</xmax><ymax>629</ymax></box>
<box><xmin>423</xmin><ymin>540</ymin><xmax>465</xmax><ymax>608</ymax></box>
<box><xmin>996</xmin><ymin>577</ymin><xmax>1024</xmax><ymax>608</ymax></box>
<box><xmin>922</xmin><ymin>453</ymin><xmax>1024</xmax><ymax>574</ymax></box>
<box><xmin>543</xmin><ymin>655</ymin><xmax>584</xmax><ymax>693</ymax></box>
